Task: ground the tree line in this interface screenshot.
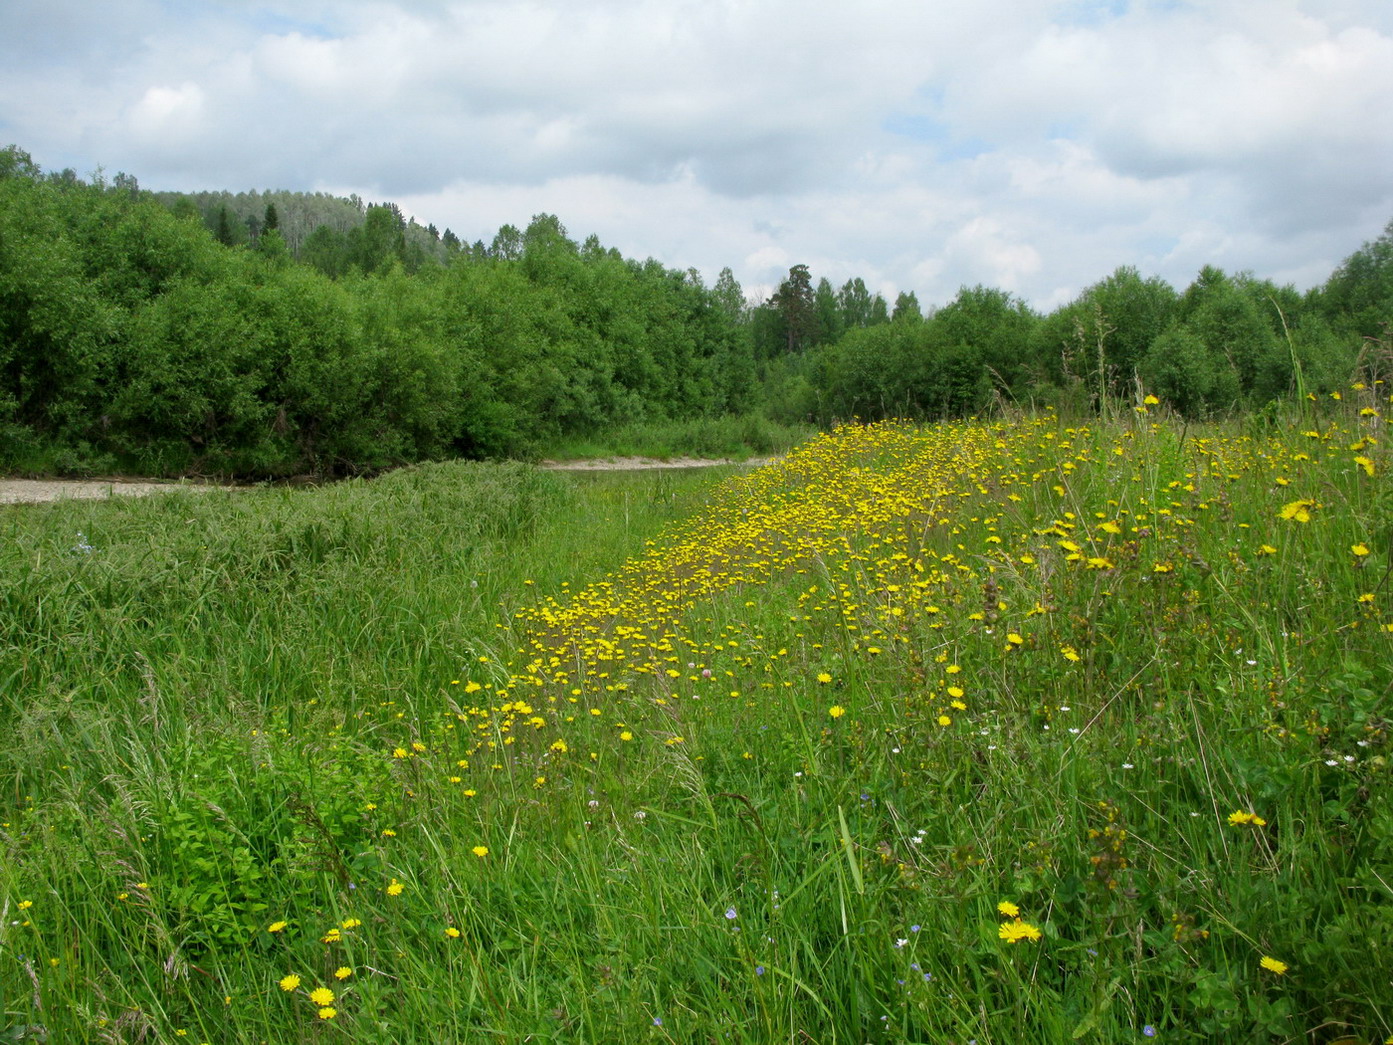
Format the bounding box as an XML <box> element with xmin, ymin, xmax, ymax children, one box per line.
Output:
<box><xmin>0</xmin><ymin>146</ymin><xmax>754</xmax><ymax>475</ymax></box>
<box><xmin>2</xmin><ymin>143</ymin><xmax>1389</xmax><ymax>477</ymax></box>
<box><xmin>755</xmin><ymin>250</ymin><xmax>1390</xmax><ymax>425</ymax></box>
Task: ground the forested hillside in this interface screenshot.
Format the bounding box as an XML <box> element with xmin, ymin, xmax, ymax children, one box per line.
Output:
<box><xmin>0</xmin><ymin>147</ymin><xmax>756</xmax><ymax>476</ymax></box>
<box><xmin>1</xmin><ymin>143</ymin><xmax>1389</xmax><ymax>477</ymax></box>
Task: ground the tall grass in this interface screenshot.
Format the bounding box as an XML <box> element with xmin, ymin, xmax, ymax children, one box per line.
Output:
<box><xmin>2</xmin><ymin>395</ymin><xmax>1390</xmax><ymax>1043</ymax></box>
<box><xmin>536</xmin><ymin>413</ymin><xmax>816</xmax><ymax>462</ymax></box>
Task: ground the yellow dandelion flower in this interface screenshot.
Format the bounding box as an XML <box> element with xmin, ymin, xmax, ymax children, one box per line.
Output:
<box><xmin>1277</xmin><ymin>499</ymin><xmax>1316</xmax><ymax>523</ymax></box>
<box><xmin>278</xmin><ymin>974</ymin><xmax>300</xmax><ymax>992</ymax></box>
<box><xmin>816</xmin><ymin>672</ymin><xmax>832</xmax><ymax>684</ymax></box>
<box><xmin>1006</xmin><ymin>633</ymin><xmax>1024</xmax><ymax>647</ymax></box>
<box><xmin>309</xmin><ymin>987</ymin><xmax>334</xmax><ymax>1006</ymax></box>
<box><xmin>267</xmin><ymin>921</ymin><xmax>287</xmax><ymax>933</ymax></box>
<box><xmin>386</xmin><ymin>879</ymin><xmax>404</xmax><ymax>896</ymax></box>
<box><xmin>997</xmin><ymin>900</ymin><xmax>1020</xmax><ymax>917</ymax></box>
<box><xmin>937</xmin><ymin>714</ymin><xmax>952</xmax><ymax>727</ymax></box>
<box><xmin>1352</xmin><ymin>543</ymin><xmax>1370</xmax><ymax>557</ymax></box>
<box><xmin>1354</xmin><ymin>456</ymin><xmax>1375</xmax><ymax>477</ymax></box>
<box><xmin>1144</xmin><ymin>394</ymin><xmax>1159</xmax><ymax>405</ymax></box>
<box><xmin>1227</xmin><ymin>810</ymin><xmax>1267</xmax><ymax>827</ymax></box>
<box><xmin>334</xmin><ymin>967</ymin><xmax>352</xmax><ymax>980</ymax></box>
<box><xmin>317</xmin><ymin>1007</ymin><xmax>337</xmax><ymax>1020</ymax></box>
<box><xmin>472</xmin><ymin>845</ymin><xmax>489</xmax><ymax>857</ymax></box>
<box><xmin>828</xmin><ymin>705</ymin><xmax>846</xmax><ymax>718</ymax></box>
<box><xmin>445</xmin><ymin>926</ymin><xmax>461</xmax><ymax>938</ymax></box>
<box><xmin>1259</xmin><ymin>955</ymin><xmax>1288</xmax><ymax>975</ymax></box>
<box><xmin>998</xmin><ymin>918</ymin><xmax>1042</xmax><ymax>943</ymax></box>
<box><xmin>1256</xmin><ymin>544</ymin><xmax>1278</xmax><ymax>556</ymax></box>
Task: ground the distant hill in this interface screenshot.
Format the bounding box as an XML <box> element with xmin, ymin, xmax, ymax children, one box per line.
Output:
<box><xmin>152</xmin><ymin>187</ymin><xmax>461</xmax><ymax>264</ymax></box>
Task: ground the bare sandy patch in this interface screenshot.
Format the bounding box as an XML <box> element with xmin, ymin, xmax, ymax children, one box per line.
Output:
<box><xmin>0</xmin><ymin>479</ymin><xmax>230</xmax><ymax>506</ymax></box>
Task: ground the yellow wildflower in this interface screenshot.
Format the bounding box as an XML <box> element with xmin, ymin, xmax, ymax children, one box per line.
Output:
<box><xmin>1227</xmin><ymin>811</ymin><xmax>1267</xmax><ymax>827</ymax></box>
<box><xmin>1277</xmin><ymin>499</ymin><xmax>1316</xmax><ymax>523</ymax></box>
<box><xmin>998</xmin><ymin>918</ymin><xmax>1042</xmax><ymax>943</ymax></box>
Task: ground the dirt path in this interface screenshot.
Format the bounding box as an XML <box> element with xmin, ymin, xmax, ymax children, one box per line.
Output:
<box><xmin>0</xmin><ymin>479</ymin><xmax>231</xmax><ymax>506</ymax></box>
<box><xmin>0</xmin><ymin>457</ymin><xmax>773</xmax><ymax>506</ymax></box>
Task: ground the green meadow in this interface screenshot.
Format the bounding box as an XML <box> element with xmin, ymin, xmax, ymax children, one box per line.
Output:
<box><xmin>1</xmin><ymin>403</ymin><xmax>1390</xmax><ymax>1043</ymax></box>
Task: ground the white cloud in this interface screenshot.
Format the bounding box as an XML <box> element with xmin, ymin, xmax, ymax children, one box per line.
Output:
<box><xmin>1</xmin><ymin>0</ymin><xmax>1391</xmax><ymax>309</ymax></box>
<box><xmin>128</xmin><ymin>82</ymin><xmax>207</xmax><ymax>139</ymax></box>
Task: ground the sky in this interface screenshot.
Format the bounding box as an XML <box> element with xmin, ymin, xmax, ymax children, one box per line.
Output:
<box><xmin>3</xmin><ymin>0</ymin><xmax>1392</xmax><ymax>311</ymax></box>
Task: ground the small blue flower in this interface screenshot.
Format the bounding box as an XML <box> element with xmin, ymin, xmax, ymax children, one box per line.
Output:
<box><xmin>725</xmin><ymin>906</ymin><xmax>738</xmax><ymax>920</ymax></box>
<box><xmin>653</xmin><ymin>1016</ymin><xmax>662</xmax><ymax>1026</ymax></box>
<box><xmin>755</xmin><ymin>965</ymin><xmax>765</xmax><ymax>976</ymax></box>
<box><xmin>1143</xmin><ymin>1026</ymin><xmax>1156</xmax><ymax>1038</ymax></box>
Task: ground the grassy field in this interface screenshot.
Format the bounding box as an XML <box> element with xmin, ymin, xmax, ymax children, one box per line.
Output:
<box><xmin>1</xmin><ymin>399</ymin><xmax>1390</xmax><ymax>1043</ymax></box>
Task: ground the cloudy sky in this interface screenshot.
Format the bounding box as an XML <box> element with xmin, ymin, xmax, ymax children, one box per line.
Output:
<box><xmin>3</xmin><ymin>0</ymin><xmax>1391</xmax><ymax>310</ymax></box>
